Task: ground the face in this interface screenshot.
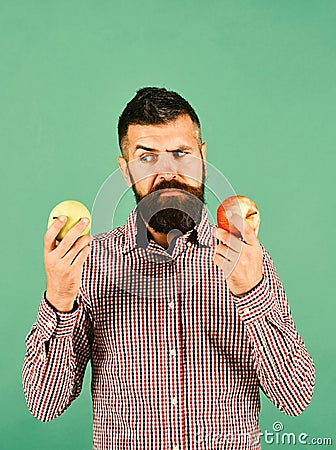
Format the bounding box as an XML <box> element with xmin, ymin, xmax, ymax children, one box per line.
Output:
<box><xmin>118</xmin><ymin>114</ymin><xmax>207</xmax><ymax>234</ymax></box>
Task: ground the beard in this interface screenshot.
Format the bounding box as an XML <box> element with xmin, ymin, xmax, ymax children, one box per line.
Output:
<box><xmin>133</xmin><ymin>178</ymin><xmax>205</xmax><ymax>235</ymax></box>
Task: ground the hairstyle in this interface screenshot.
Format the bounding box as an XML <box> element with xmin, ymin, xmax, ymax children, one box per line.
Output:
<box><xmin>118</xmin><ymin>87</ymin><xmax>202</xmax><ymax>159</ymax></box>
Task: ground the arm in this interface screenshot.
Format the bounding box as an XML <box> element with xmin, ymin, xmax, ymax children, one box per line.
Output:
<box><xmin>22</xmin><ymin>288</ymin><xmax>93</xmax><ymax>422</ymax></box>
<box><xmin>231</xmin><ymin>243</ymin><xmax>315</xmax><ymax>415</ymax></box>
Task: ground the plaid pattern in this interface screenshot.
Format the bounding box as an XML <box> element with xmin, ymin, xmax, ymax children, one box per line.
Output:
<box><xmin>22</xmin><ymin>206</ymin><xmax>315</xmax><ymax>449</ymax></box>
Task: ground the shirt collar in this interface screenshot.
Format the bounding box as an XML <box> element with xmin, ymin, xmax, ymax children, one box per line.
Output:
<box><xmin>121</xmin><ymin>204</ymin><xmax>214</xmax><ymax>255</ymax></box>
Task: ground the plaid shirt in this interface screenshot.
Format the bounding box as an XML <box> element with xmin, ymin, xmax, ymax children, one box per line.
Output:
<box><xmin>22</xmin><ymin>206</ymin><xmax>315</xmax><ymax>449</ymax></box>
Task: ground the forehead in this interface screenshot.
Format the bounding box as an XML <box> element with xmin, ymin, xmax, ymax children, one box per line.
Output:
<box><xmin>126</xmin><ymin>115</ymin><xmax>199</xmax><ymax>152</ymax></box>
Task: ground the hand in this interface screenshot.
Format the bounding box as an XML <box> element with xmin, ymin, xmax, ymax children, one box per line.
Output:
<box><xmin>44</xmin><ymin>216</ymin><xmax>92</xmax><ymax>312</ymax></box>
<box><xmin>213</xmin><ymin>213</ymin><xmax>263</xmax><ymax>297</ymax></box>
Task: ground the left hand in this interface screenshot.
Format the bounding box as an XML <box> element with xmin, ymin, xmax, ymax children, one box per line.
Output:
<box><xmin>213</xmin><ymin>213</ymin><xmax>263</xmax><ymax>297</ymax></box>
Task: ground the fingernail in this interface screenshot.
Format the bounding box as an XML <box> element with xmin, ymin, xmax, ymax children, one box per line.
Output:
<box><xmin>82</xmin><ymin>217</ymin><xmax>89</xmax><ymax>225</ymax></box>
<box><xmin>59</xmin><ymin>215</ymin><xmax>66</xmax><ymax>222</ymax></box>
<box><xmin>226</xmin><ymin>211</ymin><xmax>232</xmax><ymax>218</ymax></box>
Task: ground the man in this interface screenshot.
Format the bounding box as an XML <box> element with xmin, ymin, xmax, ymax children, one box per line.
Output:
<box><xmin>22</xmin><ymin>87</ymin><xmax>315</xmax><ymax>449</ymax></box>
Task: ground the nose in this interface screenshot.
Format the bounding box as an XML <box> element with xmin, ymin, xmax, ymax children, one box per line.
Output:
<box><xmin>159</xmin><ymin>172</ymin><xmax>176</xmax><ymax>181</ymax></box>
<box><xmin>157</xmin><ymin>153</ymin><xmax>178</xmax><ymax>180</ymax></box>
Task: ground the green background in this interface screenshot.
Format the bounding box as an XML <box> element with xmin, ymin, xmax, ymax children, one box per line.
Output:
<box><xmin>1</xmin><ymin>0</ymin><xmax>335</xmax><ymax>448</ymax></box>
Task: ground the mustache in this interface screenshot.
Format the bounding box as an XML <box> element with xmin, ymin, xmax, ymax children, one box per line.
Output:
<box><xmin>150</xmin><ymin>178</ymin><xmax>202</xmax><ymax>195</ymax></box>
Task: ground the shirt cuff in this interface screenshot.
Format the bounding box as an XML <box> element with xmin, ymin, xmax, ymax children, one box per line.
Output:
<box><xmin>230</xmin><ymin>272</ymin><xmax>275</xmax><ymax>324</ymax></box>
<box><xmin>35</xmin><ymin>291</ymin><xmax>79</xmax><ymax>340</ymax></box>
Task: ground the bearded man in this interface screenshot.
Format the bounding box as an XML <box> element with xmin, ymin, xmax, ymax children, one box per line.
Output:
<box><xmin>22</xmin><ymin>87</ymin><xmax>315</xmax><ymax>450</ymax></box>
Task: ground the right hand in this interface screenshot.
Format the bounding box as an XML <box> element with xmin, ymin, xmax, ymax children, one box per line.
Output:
<box><xmin>44</xmin><ymin>216</ymin><xmax>92</xmax><ymax>312</ymax></box>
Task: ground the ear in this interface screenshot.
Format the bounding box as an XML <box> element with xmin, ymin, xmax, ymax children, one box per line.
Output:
<box><xmin>201</xmin><ymin>142</ymin><xmax>207</xmax><ymax>160</ymax></box>
<box><xmin>201</xmin><ymin>142</ymin><xmax>207</xmax><ymax>177</ymax></box>
<box><xmin>118</xmin><ymin>156</ymin><xmax>132</xmax><ymax>187</ymax></box>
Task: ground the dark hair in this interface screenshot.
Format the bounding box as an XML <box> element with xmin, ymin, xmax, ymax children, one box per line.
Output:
<box><xmin>118</xmin><ymin>87</ymin><xmax>202</xmax><ymax>159</ymax></box>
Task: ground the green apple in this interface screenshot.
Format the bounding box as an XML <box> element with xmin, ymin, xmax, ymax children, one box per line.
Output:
<box><xmin>47</xmin><ymin>200</ymin><xmax>91</xmax><ymax>241</ymax></box>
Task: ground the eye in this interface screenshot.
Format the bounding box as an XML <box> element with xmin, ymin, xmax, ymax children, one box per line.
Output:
<box><xmin>140</xmin><ymin>153</ymin><xmax>158</xmax><ymax>164</ymax></box>
<box><xmin>172</xmin><ymin>150</ymin><xmax>187</xmax><ymax>158</ymax></box>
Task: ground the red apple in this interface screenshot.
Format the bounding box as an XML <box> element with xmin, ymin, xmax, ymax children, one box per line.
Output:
<box><xmin>217</xmin><ymin>195</ymin><xmax>260</xmax><ymax>237</ymax></box>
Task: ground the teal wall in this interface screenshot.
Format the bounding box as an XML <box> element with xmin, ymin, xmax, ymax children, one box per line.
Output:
<box><xmin>1</xmin><ymin>1</ymin><xmax>335</xmax><ymax>448</ymax></box>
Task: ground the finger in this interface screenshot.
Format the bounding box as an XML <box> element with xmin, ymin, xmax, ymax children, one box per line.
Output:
<box><xmin>215</xmin><ymin>244</ymin><xmax>240</xmax><ymax>264</ymax></box>
<box><xmin>213</xmin><ymin>227</ymin><xmax>243</xmax><ymax>253</ymax></box>
<box><xmin>216</xmin><ymin>243</ymin><xmax>233</xmax><ymax>261</ymax></box>
<box><xmin>229</xmin><ymin>214</ymin><xmax>257</xmax><ymax>245</ymax></box>
<box><xmin>215</xmin><ymin>217</ymin><xmax>243</xmax><ymax>239</ymax></box>
<box><xmin>44</xmin><ymin>216</ymin><xmax>68</xmax><ymax>253</ymax></box>
<box><xmin>62</xmin><ymin>235</ymin><xmax>92</xmax><ymax>264</ymax></box>
<box><xmin>71</xmin><ymin>240</ymin><xmax>92</xmax><ymax>267</ymax></box>
<box><xmin>214</xmin><ymin>253</ymin><xmax>234</xmax><ymax>277</ymax></box>
<box><xmin>56</xmin><ymin>218</ymin><xmax>90</xmax><ymax>258</ymax></box>
<box><xmin>226</xmin><ymin>213</ymin><xmax>244</xmax><ymax>238</ymax></box>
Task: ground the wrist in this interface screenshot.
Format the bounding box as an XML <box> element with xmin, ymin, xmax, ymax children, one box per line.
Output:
<box><xmin>45</xmin><ymin>291</ymin><xmax>76</xmax><ymax>313</ymax></box>
<box><xmin>231</xmin><ymin>274</ymin><xmax>264</xmax><ymax>298</ymax></box>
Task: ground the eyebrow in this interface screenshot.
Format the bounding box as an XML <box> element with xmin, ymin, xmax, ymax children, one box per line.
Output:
<box><xmin>134</xmin><ymin>145</ymin><xmax>193</xmax><ymax>152</ymax></box>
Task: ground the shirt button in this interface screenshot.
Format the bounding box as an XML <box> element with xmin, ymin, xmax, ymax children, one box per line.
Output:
<box><xmin>47</xmin><ymin>320</ymin><xmax>53</xmax><ymax>328</ymax></box>
<box><xmin>168</xmin><ymin>302</ymin><xmax>174</xmax><ymax>309</ymax></box>
<box><xmin>39</xmin><ymin>354</ymin><xmax>45</xmax><ymax>361</ymax></box>
<box><xmin>243</xmin><ymin>307</ymin><xmax>249</xmax><ymax>315</ymax></box>
<box><xmin>259</xmin><ymin>345</ymin><xmax>263</xmax><ymax>351</ymax></box>
<box><xmin>173</xmin><ymin>446</ymin><xmax>179</xmax><ymax>450</ymax></box>
<box><xmin>170</xmin><ymin>349</ymin><xmax>176</xmax><ymax>357</ymax></box>
<box><xmin>172</xmin><ymin>397</ymin><xmax>177</xmax><ymax>406</ymax></box>
<box><xmin>186</xmin><ymin>241</ymin><xmax>192</xmax><ymax>247</ymax></box>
